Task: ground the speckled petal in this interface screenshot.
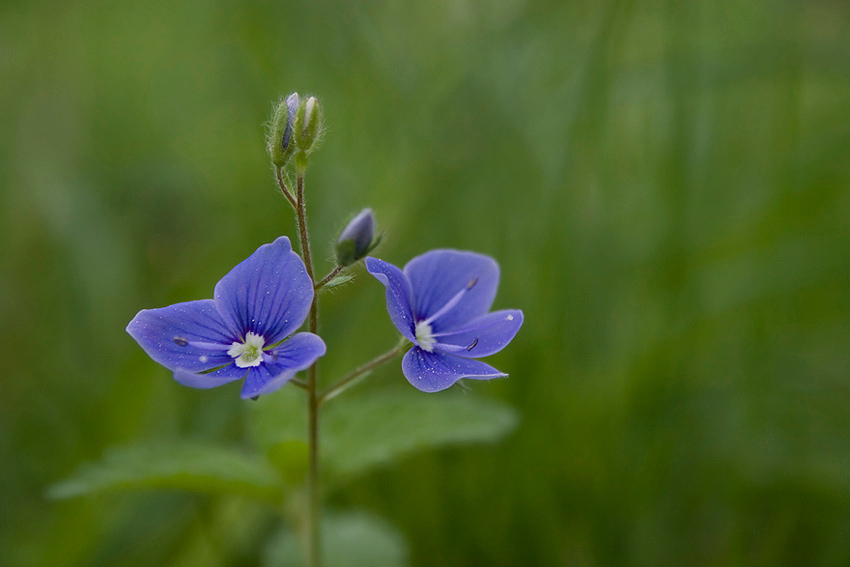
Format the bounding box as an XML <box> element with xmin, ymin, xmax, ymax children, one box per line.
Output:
<box><xmin>433</xmin><ymin>310</ymin><xmax>523</xmax><ymax>358</ymax></box>
<box><xmin>365</xmin><ymin>257</ymin><xmax>416</xmax><ymax>342</ymax></box>
<box><xmin>403</xmin><ymin>250</ymin><xmax>499</xmax><ymax>333</ymax></box>
<box><xmin>126</xmin><ymin>300</ymin><xmax>236</xmax><ymax>372</ymax></box>
<box><xmin>214</xmin><ymin>236</ymin><xmax>313</xmax><ymax>344</ymax></box>
<box><xmin>173</xmin><ymin>364</ymin><xmax>246</xmax><ymax>389</ymax></box>
<box><xmin>401</xmin><ymin>347</ymin><xmax>506</xmax><ymax>393</ymax></box>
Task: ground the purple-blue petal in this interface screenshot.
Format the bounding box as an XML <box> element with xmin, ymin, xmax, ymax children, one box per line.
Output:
<box><xmin>239</xmin><ymin>332</ymin><xmax>326</xmax><ymax>399</ymax></box>
<box><xmin>126</xmin><ymin>300</ymin><xmax>236</xmax><ymax>372</ymax></box>
<box><xmin>433</xmin><ymin>310</ymin><xmax>523</xmax><ymax>358</ymax></box>
<box><xmin>214</xmin><ymin>236</ymin><xmax>313</xmax><ymax>344</ymax></box>
<box><xmin>365</xmin><ymin>257</ymin><xmax>416</xmax><ymax>342</ymax></box>
<box><xmin>401</xmin><ymin>347</ymin><xmax>506</xmax><ymax>392</ymax></box>
<box><xmin>403</xmin><ymin>250</ymin><xmax>499</xmax><ymax>333</ymax></box>
<box><xmin>173</xmin><ymin>364</ymin><xmax>246</xmax><ymax>389</ymax></box>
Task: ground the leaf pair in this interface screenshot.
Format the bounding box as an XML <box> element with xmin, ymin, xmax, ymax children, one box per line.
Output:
<box><xmin>48</xmin><ymin>391</ymin><xmax>518</xmax><ymax>502</ymax></box>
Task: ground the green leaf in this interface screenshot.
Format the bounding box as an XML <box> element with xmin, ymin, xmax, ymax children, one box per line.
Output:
<box><xmin>321</xmin><ymin>391</ymin><xmax>519</xmax><ymax>481</ymax></box>
<box><xmin>262</xmin><ymin>510</ymin><xmax>408</xmax><ymax>567</ymax></box>
<box><xmin>46</xmin><ymin>441</ymin><xmax>283</xmax><ymax>501</ymax></box>
<box><xmin>249</xmin><ymin>389</ymin><xmax>519</xmax><ymax>487</ymax></box>
<box><xmin>321</xmin><ymin>272</ymin><xmax>356</xmax><ymax>291</ymax></box>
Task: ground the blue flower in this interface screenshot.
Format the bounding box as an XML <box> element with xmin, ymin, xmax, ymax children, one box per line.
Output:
<box><xmin>127</xmin><ymin>236</ymin><xmax>326</xmax><ymax>399</ymax></box>
<box><xmin>366</xmin><ymin>250</ymin><xmax>523</xmax><ymax>392</ymax></box>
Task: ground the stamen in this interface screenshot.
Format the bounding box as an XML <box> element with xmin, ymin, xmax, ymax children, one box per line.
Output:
<box><xmin>415</xmin><ymin>320</ymin><xmax>437</xmax><ymax>352</ymax></box>
<box><xmin>422</xmin><ymin>277</ymin><xmax>478</xmax><ymax>326</ymax></box>
<box><xmin>466</xmin><ymin>337</ymin><xmax>479</xmax><ymax>351</ymax></box>
<box><xmin>229</xmin><ymin>332</ymin><xmax>266</xmax><ymax>368</ymax></box>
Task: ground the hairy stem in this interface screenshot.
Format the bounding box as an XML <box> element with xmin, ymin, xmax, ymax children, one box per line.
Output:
<box><xmin>295</xmin><ymin>173</ymin><xmax>320</xmax><ymax>567</ymax></box>
<box><xmin>275</xmin><ymin>168</ymin><xmax>298</xmax><ymax>210</ymax></box>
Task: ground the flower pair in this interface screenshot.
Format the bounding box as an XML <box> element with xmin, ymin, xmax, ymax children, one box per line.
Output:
<box><xmin>127</xmin><ymin>237</ymin><xmax>522</xmax><ymax>396</ymax></box>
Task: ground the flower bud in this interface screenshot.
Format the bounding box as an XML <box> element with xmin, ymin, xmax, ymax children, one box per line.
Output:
<box><xmin>294</xmin><ymin>96</ymin><xmax>322</xmax><ymax>153</ymax></box>
<box><xmin>335</xmin><ymin>208</ymin><xmax>378</xmax><ymax>266</ymax></box>
<box><xmin>267</xmin><ymin>93</ymin><xmax>300</xmax><ymax>167</ymax></box>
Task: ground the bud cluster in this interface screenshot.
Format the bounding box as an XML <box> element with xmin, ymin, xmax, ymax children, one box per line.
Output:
<box><xmin>269</xmin><ymin>92</ymin><xmax>380</xmax><ymax>270</ymax></box>
<box><xmin>267</xmin><ymin>92</ymin><xmax>324</xmax><ymax>170</ymax></box>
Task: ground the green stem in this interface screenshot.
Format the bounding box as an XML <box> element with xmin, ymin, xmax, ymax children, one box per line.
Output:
<box><xmin>318</xmin><ymin>344</ymin><xmax>406</xmax><ymax>406</ymax></box>
<box><xmin>295</xmin><ymin>173</ymin><xmax>320</xmax><ymax>567</ymax></box>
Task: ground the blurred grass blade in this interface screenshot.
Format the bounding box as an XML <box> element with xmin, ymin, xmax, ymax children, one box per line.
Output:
<box><xmin>46</xmin><ymin>442</ymin><xmax>283</xmax><ymax>502</ymax></box>
<box><xmin>262</xmin><ymin>510</ymin><xmax>408</xmax><ymax>567</ymax></box>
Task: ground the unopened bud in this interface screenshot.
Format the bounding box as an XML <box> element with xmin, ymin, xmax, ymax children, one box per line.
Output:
<box><xmin>294</xmin><ymin>96</ymin><xmax>322</xmax><ymax>153</ymax></box>
<box><xmin>335</xmin><ymin>208</ymin><xmax>379</xmax><ymax>266</ymax></box>
<box><xmin>268</xmin><ymin>92</ymin><xmax>299</xmax><ymax>167</ymax></box>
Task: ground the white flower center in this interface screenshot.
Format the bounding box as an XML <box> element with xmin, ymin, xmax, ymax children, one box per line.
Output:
<box><xmin>228</xmin><ymin>332</ymin><xmax>266</xmax><ymax>368</ymax></box>
<box><xmin>415</xmin><ymin>320</ymin><xmax>436</xmax><ymax>352</ymax></box>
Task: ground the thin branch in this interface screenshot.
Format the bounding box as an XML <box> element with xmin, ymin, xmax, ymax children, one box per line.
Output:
<box><xmin>318</xmin><ymin>345</ymin><xmax>404</xmax><ymax>405</ymax></box>
<box><xmin>276</xmin><ymin>168</ymin><xmax>298</xmax><ymax>210</ymax></box>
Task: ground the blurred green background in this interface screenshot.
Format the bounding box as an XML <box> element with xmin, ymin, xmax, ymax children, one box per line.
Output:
<box><xmin>3</xmin><ymin>0</ymin><xmax>850</xmax><ymax>565</ymax></box>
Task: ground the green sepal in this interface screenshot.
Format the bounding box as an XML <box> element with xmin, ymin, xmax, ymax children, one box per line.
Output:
<box><xmin>267</xmin><ymin>93</ymin><xmax>298</xmax><ymax>168</ymax></box>
<box><xmin>336</xmin><ymin>231</ymin><xmax>383</xmax><ymax>267</ymax></box>
<box><xmin>293</xmin><ymin>96</ymin><xmax>322</xmax><ymax>154</ymax></box>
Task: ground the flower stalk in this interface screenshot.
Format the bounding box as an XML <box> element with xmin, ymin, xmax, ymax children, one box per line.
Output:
<box><xmin>294</xmin><ymin>171</ymin><xmax>321</xmax><ymax>567</ymax></box>
<box><xmin>318</xmin><ymin>342</ymin><xmax>406</xmax><ymax>406</ymax></box>
<box><xmin>276</xmin><ymin>168</ymin><xmax>297</xmax><ymax>210</ymax></box>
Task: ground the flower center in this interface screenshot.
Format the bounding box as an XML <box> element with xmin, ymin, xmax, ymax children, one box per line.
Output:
<box><xmin>415</xmin><ymin>320</ymin><xmax>436</xmax><ymax>352</ymax></box>
<box><xmin>228</xmin><ymin>332</ymin><xmax>266</xmax><ymax>368</ymax></box>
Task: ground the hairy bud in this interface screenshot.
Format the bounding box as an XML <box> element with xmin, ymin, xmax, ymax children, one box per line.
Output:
<box><xmin>267</xmin><ymin>92</ymin><xmax>299</xmax><ymax>167</ymax></box>
<box><xmin>336</xmin><ymin>208</ymin><xmax>380</xmax><ymax>266</ymax></box>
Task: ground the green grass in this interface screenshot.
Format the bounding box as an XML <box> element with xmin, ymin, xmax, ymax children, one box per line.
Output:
<box><xmin>2</xmin><ymin>0</ymin><xmax>849</xmax><ymax>565</ymax></box>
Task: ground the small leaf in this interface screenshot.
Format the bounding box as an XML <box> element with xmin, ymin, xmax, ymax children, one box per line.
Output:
<box><xmin>47</xmin><ymin>441</ymin><xmax>283</xmax><ymax>501</ymax></box>
<box><xmin>321</xmin><ymin>272</ymin><xmax>356</xmax><ymax>291</ymax></box>
<box><xmin>321</xmin><ymin>391</ymin><xmax>519</xmax><ymax>482</ymax></box>
<box><xmin>262</xmin><ymin>510</ymin><xmax>409</xmax><ymax>567</ymax></box>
